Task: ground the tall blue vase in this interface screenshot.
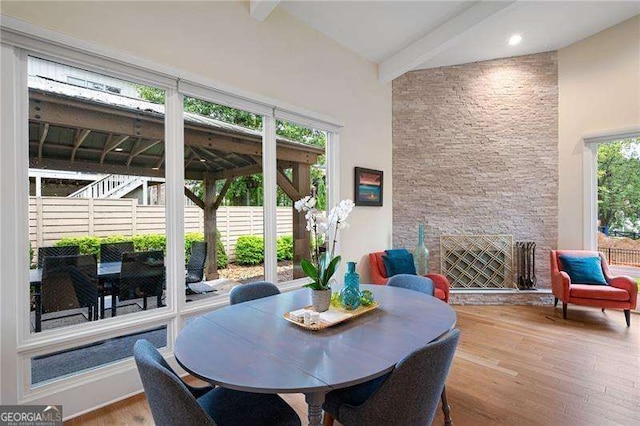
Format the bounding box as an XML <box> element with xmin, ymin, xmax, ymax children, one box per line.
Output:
<box><xmin>340</xmin><ymin>261</ymin><xmax>361</xmax><ymax>310</ymax></box>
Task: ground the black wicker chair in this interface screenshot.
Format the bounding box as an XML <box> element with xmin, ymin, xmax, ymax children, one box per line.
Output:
<box><xmin>37</xmin><ymin>245</ymin><xmax>80</xmax><ymax>268</ymax></box>
<box><xmin>35</xmin><ymin>254</ymin><xmax>98</xmax><ymax>332</ymax></box>
<box><xmin>100</xmin><ymin>241</ymin><xmax>134</xmax><ymax>263</ymax></box>
<box><xmin>119</xmin><ymin>251</ymin><xmax>165</xmax><ymax>313</ymax></box>
<box><xmin>186</xmin><ymin>241</ymin><xmax>207</xmax><ymax>285</ymax></box>
<box><xmin>99</xmin><ymin>241</ymin><xmax>135</xmax><ymax>317</ymax></box>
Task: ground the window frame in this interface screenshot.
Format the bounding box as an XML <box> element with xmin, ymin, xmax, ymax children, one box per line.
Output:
<box><xmin>0</xmin><ymin>15</ymin><xmax>342</xmax><ymax>415</ymax></box>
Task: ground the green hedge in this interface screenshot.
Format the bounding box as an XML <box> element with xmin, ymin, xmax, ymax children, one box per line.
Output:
<box><xmin>235</xmin><ymin>236</ymin><xmax>264</xmax><ymax>266</ymax></box>
<box><xmin>54</xmin><ymin>231</ymin><xmax>228</xmax><ymax>269</ymax></box>
<box><xmin>235</xmin><ymin>235</ymin><xmax>293</xmax><ymax>265</ymax></box>
<box><xmin>277</xmin><ymin>235</ymin><xmax>293</xmax><ymax>261</ymax></box>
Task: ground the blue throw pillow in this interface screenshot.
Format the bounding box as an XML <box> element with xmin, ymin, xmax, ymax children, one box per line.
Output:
<box><xmin>382</xmin><ymin>250</ymin><xmax>416</xmax><ymax>277</ymax></box>
<box><xmin>385</xmin><ymin>249</ymin><xmax>412</xmax><ymax>258</ymax></box>
<box><xmin>559</xmin><ymin>255</ymin><xmax>608</xmax><ymax>286</ymax></box>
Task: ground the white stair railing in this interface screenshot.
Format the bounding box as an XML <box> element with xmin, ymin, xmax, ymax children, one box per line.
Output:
<box><xmin>69</xmin><ymin>174</ymin><xmax>143</xmax><ymax>199</ymax></box>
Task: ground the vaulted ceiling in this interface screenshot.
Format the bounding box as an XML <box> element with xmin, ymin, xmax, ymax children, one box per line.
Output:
<box><xmin>250</xmin><ymin>1</ymin><xmax>640</xmax><ymax>82</ymax></box>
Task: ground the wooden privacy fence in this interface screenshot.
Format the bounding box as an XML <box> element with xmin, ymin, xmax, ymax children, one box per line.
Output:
<box><xmin>29</xmin><ymin>197</ymin><xmax>293</xmax><ymax>261</ymax></box>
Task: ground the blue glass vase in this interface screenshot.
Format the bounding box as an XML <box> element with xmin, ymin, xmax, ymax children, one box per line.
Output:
<box><xmin>340</xmin><ymin>261</ymin><xmax>361</xmax><ymax>310</ymax></box>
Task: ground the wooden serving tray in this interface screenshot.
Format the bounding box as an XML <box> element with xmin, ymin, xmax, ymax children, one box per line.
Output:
<box><xmin>283</xmin><ymin>302</ymin><xmax>379</xmax><ymax>331</ymax></box>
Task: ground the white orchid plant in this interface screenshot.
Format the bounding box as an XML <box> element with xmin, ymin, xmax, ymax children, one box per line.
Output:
<box><xmin>294</xmin><ymin>196</ymin><xmax>355</xmax><ymax>291</ymax></box>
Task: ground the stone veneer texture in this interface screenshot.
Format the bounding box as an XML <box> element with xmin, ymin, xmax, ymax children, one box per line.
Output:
<box><xmin>392</xmin><ymin>52</ymin><xmax>558</xmax><ymax>289</ymax></box>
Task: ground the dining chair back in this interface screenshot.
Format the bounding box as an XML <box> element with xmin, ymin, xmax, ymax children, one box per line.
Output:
<box><xmin>37</xmin><ymin>245</ymin><xmax>80</xmax><ymax>268</ymax></box>
<box><xmin>134</xmin><ymin>339</ymin><xmax>301</xmax><ymax>426</ymax></box>
<box><xmin>229</xmin><ymin>281</ymin><xmax>280</xmax><ymax>305</ymax></box>
<box><xmin>37</xmin><ymin>254</ymin><xmax>98</xmax><ymax>332</ymax></box>
<box><xmin>324</xmin><ymin>329</ymin><xmax>460</xmax><ymax>426</ymax></box>
<box><xmin>119</xmin><ymin>251</ymin><xmax>164</xmax><ymax>310</ymax></box>
<box><xmin>186</xmin><ymin>241</ymin><xmax>207</xmax><ymax>284</ymax></box>
<box><xmin>100</xmin><ymin>241</ymin><xmax>134</xmax><ymax>263</ymax></box>
<box><xmin>134</xmin><ymin>340</ymin><xmax>216</xmax><ymax>426</ymax></box>
<box><xmin>387</xmin><ymin>274</ymin><xmax>435</xmax><ymax>296</ymax></box>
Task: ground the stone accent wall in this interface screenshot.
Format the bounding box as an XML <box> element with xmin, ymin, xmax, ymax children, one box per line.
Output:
<box><xmin>392</xmin><ymin>52</ymin><xmax>558</xmax><ymax>289</ymax></box>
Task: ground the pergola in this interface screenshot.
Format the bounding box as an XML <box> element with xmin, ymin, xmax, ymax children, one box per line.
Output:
<box><xmin>28</xmin><ymin>77</ymin><xmax>323</xmax><ymax>279</ymax></box>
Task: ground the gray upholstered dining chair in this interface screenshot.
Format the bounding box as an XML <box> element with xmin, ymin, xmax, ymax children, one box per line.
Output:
<box><xmin>229</xmin><ymin>281</ymin><xmax>280</xmax><ymax>305</ymax></box>
<box><xmin>387</xmin><ymin>273</ymin><xmax>435</xmax><ymax>295</ymax></box>
<box><xmin>385</xmin><ymin>273</ymin><xmax>453</xmax><ymax>425</ymax></box>
<box><xmin>322</xmin><ymin>329</ymin><xmax>459</xmax><ymax>426</ymax></box>
<box><xmin>134</xmin><ymin>339</ymin><xmax>301</xmax><ymax>426</ymax></box>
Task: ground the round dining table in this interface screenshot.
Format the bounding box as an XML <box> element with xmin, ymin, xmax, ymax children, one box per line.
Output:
<box><xmin>174</xmin><ymin>284</ymin><xmax>457</xmax><ymax>426</ymax></box>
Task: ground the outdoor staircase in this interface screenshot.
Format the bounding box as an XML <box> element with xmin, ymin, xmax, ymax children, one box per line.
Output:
<box><xmin>69</xmin><ymin>174</ymin><xmax>147</xmax><ymax>200</ymax></box>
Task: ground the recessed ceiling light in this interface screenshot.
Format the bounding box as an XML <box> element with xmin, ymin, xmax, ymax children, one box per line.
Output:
<box><xmin>508</xmin><ymin>34</ymin><xmax>522</xmax><ymax>46</ymax></box>
<box><xmin>200</xmin><ymin>159</ymin><xmax>206</xmax><ymax>162</ymax></box>
<box><xmin>151</xmin><ymin>167</ymin><xmax>159</xmax><ymax>170</ymax></box>
<box><xmin>114</xmin><ymin>147</ymin><xmax>123</xmax><ymax>152</ymax></box>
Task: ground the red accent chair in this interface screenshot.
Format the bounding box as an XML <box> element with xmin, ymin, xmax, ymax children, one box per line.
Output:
<box><xmin>369</xmin><ymin>252</ymin><xmax>450</xmax><ymax>303</ymax></box>
<box><xmin>550</xmin><ymin>250</ymin><xmax>637</xmax><ymax>327</ymax></box>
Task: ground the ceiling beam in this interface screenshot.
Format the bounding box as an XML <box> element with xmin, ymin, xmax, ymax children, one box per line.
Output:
<box><xmin>127</xmin><ymin>139</ymin><xmax>162</xmax><ymax>166</ymax></box>
<box><xmin>38</xmin><ymin>123</ymin><xmax>49</xmax><ymax>162</ymax></box>
<box><xmin>213</xmin><ymin>179</ymin><xmax>234</xmax><ymax>210</ymax></box>
<box><xmin>250</xmin><ymin>0</ymin><xmax>281</xmax><ymax>21</ymax></box>
<box><xmin>70</xmin><ymin>129</ymin><xmax>91</xmax><ymax>163</ymax></box>
<box><xmin>378</xmin><ymin>1</ymin><xmax>515</xmax><ymax>82</ymax></box>
<box><xmin>100</xmin><ymin>134</ymin><xmax>129</xmax><ymax>165</ymax></box>
<box><xmin>30</xmin><ymin>157</ymin><xmax>165</xmax><ymax>179</ymax></box>
<box><xmin>211</xmin><ymin>164</ymin><xmax>262</xmax><ymax>180</ymax></box>
<box><xmin>184</xmin><ymin>187</ymin><xmax>204</xmax><ymax>209</ymax></box>
<box><xmin>276</xmin><ymin>169</ymin><xmax>301</xmax><ymax>201</ymax></box>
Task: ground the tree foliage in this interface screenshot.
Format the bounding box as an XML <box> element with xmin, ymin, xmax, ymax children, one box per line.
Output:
<box><xmin>597</xmin><ymin>139</ymin><xmax>640</xmax><ymax>230</ymax></box>
<box><xmin>137</xmin><ymin>86</ymin><xmax>326</xmax><ymax>209</ymax></box>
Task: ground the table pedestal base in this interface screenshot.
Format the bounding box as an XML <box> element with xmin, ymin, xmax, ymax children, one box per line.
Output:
<box><xmin>305</xmin><ymin>392</ymin><xmax>326</xmax><ymax>426</ymax></box>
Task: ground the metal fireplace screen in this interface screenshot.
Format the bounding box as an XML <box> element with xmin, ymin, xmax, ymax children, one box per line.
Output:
<box><xmin>440</xmin><ymin>235</ymin><xmax>514</xmax><ymax>289</ymax></box>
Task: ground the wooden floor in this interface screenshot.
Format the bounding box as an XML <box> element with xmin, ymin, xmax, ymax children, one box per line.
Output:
<box><xmin>66</xmin><ymin>304</ymin><xmax>640</xmax><ymax>426</ymax></box>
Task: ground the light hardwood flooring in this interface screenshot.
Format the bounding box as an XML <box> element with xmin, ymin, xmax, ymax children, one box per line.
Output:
<box><xmin>66</xmin><ymin>304</ymin><xmax>640</xmax><ymax>425</ymax></box>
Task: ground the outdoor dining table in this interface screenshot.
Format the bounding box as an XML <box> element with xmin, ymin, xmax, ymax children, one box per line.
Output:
<box><xmin>30</xmin><ymin>261</ymin><xmax>123</xmax><ymax>320</ymax></box>
<box><xmin>174</xmin><ymin>284</ymin><xmax>457</xmax><ymax>426</ymax></box>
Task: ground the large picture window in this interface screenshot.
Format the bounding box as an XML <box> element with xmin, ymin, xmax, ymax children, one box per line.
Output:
<box><xmin>27</xmin><ymin>56</ymin><xmax>169</xmax><ymax>334</ymax></box>
<box><xmin>1</xmin><ymin>23</ymin><xmax>340</xmax><ymax>413</ymax></box>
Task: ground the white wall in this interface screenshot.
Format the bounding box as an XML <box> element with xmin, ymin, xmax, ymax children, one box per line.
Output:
<box><xmin>558</xmin><ymin>15</ymin><xmax>640</xmax><ymax>249</ymax></box>
<box><xmin>0</xmin><ymin>0</ymin><xmax>393</xmax><ymax>276</ymax></box>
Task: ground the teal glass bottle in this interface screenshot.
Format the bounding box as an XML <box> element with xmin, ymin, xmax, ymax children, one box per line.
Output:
<box><xmin>340</xmin><ymin>261</ymin><xmax>361</xmax><ymax>310</ymax></box>
<box><xmin>414</xmin><ymin>223</ymin><xmax>430</xmax><ymax>275</ymax></box>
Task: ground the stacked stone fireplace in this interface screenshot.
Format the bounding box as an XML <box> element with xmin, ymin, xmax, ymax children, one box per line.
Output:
<box><xmin>391</xmin><ymin>52</ymin><xmax>558</xmax><ymax>294</ymax></box>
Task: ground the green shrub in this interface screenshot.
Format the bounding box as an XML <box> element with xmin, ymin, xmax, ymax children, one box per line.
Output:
<box><xmin>236</xmin><ymin>235</ymin><xmax>264</xmax><ymax>265</ymax></box>
<box><xmin>277</xmin><ymin>235</ymin><xmax>293</xmax><ymax>261</ymax></box>
<box><xmin>55</xmin><ymin>231</ymin><xmax>228</xmax><ymax>269</ymax></box>
<box><xmin>56</xmin><ymin>236</ymin><xmax>103</xmax><ymax>257</ymax></box>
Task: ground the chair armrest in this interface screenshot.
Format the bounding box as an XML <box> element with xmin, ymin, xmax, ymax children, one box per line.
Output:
<box><xmin>425</xmin><ymin>273</ymin><xmax>450</xmax><ymax>303</ymax></box>
<box><xmin>368</xmin><ymin>254</ymin><xmax>388</xmax><ymax>285</ymax></box>
<box><xmin>552</xmin><ymin>271</ymin><xmax>571</xmax><ymax>301</ymax></box>
<box><xmin>609</xmin><ymin>276</ymin><xmax>638</xmax><ymax>310</ymax></box>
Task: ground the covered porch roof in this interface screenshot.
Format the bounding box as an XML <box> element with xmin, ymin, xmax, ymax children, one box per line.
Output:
<box><xmin>28</xmin><ymin>76</ymin><xmax>324</xmax><ymax>181</ymax></box>
<box><xmin>28</xmin><ymin>76</ymin><xmax>320</xmax><ymax>279</ymax></box>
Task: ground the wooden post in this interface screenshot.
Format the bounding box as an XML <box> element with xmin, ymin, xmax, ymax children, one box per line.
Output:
<box><xmin>204</xmin><ymin>174</ymin><xmax>219</xmax><ymax>280</ymax></box>
<box><xmin>292</xmin><ymin>163</ymin><xmax>311</xmax><ymax>279</ymax></box>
